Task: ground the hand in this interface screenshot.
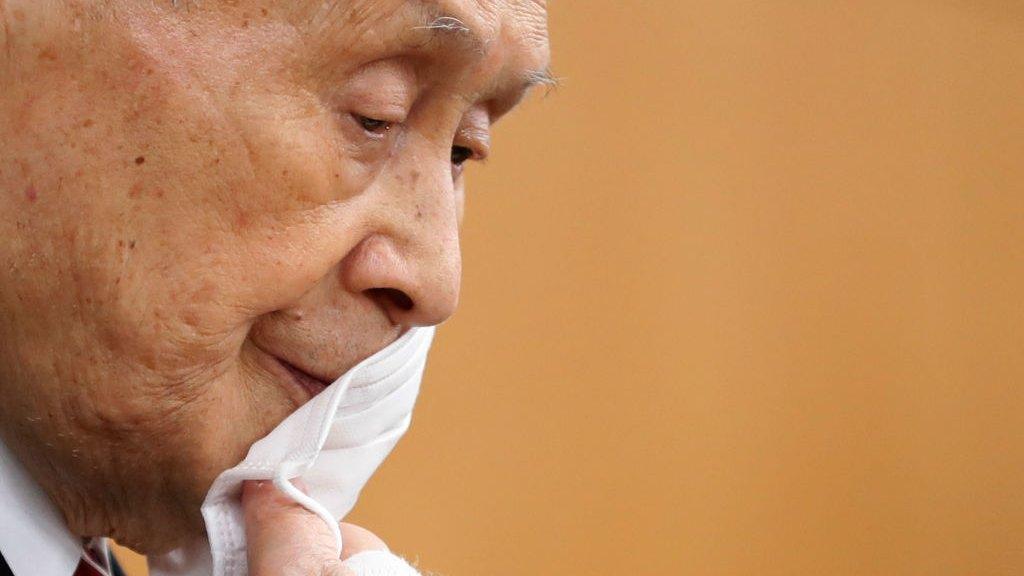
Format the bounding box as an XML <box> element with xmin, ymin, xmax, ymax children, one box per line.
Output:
<box><xmin>242</xmin><ymin>480</ymin><xmax>388</xmax><ymax>576</ymax></box>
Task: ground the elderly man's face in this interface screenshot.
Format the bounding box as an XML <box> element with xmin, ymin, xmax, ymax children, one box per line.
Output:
<box><xmin>0</xmin><ymin>0</ymin><xmax>548</xmax><ymax>552</ymax></box>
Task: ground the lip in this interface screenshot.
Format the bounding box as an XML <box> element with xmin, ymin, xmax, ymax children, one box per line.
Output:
<box><xmin>253</xmin><ymin>345</ymin><xmax>333</xmax><ymax>403</ymax></box>
<box><xmin>249</xmin><ymin>327</ymin><xmax>408</xmax><ymax>405</ymax></box>
<box><xmin>276</xmin><ymin>357</ymin><xmax>333</xmax><ymax>399</ymax></box>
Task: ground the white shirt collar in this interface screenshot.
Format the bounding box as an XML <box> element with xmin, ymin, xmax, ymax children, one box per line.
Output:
<box><xmin>0</xmin><ymin>437</ymin><xmax>83</xmax><ymax>576</ymax></box>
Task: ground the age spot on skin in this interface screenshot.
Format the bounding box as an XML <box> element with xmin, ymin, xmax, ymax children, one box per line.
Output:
<box><xmin>135</xmin><ymin>156</ymin><xmax>146</xmax><ymax>165</ymax></box>
<box><xmin>37</xmin><ymin>47</ymin><xmax>58</xmax><ymax>62</ymax></box>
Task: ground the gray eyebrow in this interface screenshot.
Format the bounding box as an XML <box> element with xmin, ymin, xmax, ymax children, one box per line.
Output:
<box><xmin>414</xmin><ymin>15</ymin><xmax>557</xmax><ymax>92</ymax></box>
<box><xmin>411</xmin><ymin>14</ymin><xmax>487</xmax><ymax>55</ymax></box>
<box><xmin>415</xmin><ymin>16</ymin><xmax>471</xmax><ymax>35</ymax></box>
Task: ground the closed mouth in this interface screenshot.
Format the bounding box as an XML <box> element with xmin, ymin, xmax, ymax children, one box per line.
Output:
<box><xmin>275</xmin><ymin>357</ymin><xmax>332</xmax><ymax>399</ymax></box>
<box><xmin>249</xmin><ymin>328</ymin><xmax>406</xmax><ymax>405</ymax></box>
<box><xmin>251</xmin><ymin>341</ymin><xmax>334</xmax><ymax>403</ymax></box>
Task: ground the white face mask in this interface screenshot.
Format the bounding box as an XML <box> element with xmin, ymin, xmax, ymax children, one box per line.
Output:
<box><xmin>150</xmin><ymin>327</ymin><xmax>435</xmax><ymax>576</ymax></box>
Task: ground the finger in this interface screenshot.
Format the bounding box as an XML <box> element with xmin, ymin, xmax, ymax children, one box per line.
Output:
<box><xmin>242</xmin><ymin>480</ymin><xmax>341</xmax><ymax>576</ymax></box>
<box><xmin>339</xmin><ymin>523</ymin><xmax>388</xmax><ymax>561</ymax></box>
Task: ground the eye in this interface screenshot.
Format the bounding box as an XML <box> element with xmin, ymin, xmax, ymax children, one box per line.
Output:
<box><xmin>451</xmin><ymin>145</ymin><xmax>474</xmax><ymax>166</ymax></box>
<box><xmin>355</xmin><ymin>114</ymin><xmax>392</xmax><ymax>135</ymax></box>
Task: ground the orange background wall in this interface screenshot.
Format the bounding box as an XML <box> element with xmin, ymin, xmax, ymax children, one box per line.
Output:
<box><xmin>120</xmin><ymin>2</ymin><xmax>1024</xmax><ymax>575</ymax></box>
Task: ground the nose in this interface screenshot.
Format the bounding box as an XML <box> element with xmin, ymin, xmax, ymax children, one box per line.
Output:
<box><xmin>340</xmin><ymin>182</ymin><xmax>462</xmax><ymax>327</ymax></box>
<box><xmin>341</xmin><ymin>235</ymin><xmax>460</xmax><ymax>327</ymax></box>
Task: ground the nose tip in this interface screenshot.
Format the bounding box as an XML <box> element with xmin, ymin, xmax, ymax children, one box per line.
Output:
<box><xmin>342</xmin><ymin>235</ymin><xmax>461</xmax><ymax>327</ymax></box>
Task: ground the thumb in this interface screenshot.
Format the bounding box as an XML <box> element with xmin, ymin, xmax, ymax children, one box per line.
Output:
<box><xmin>339</xmin><ymin>523</ymin><xmax>389</xmax><ymax>561</ymax></box>
<box><xmin>241</xmin><ymin>480</ymin><xmax>390</xmax><ymax>575</ymax></box>
<box><xmin>242</xmin><ymin>479</ymin><xmax>342</xmax><ymax>576</ymax></box>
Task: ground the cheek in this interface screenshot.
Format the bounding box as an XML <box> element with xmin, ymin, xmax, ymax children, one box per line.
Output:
<box><xmin>3</xmin><ymin>9</ymin><xmax>387</xmax><ymax>425</ymax></box>
<box><xmin>204</xmin><ymin>85</ymin><xmax>402</xmax><ymax>316</ymax></box>
<box><xmin>170</xmin><ymin>354</ymin><xmax>298</xmax><ymax>494</ymax></box>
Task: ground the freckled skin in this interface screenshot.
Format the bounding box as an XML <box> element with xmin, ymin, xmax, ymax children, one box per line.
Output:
<box><xmin>0</xmin><ymin>0</ymin><xmax>548</xmax><ymax>554</ymax></box>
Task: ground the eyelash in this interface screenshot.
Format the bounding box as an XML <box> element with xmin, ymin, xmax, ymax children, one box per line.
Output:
<box><xmin>451</xmin><ymin>146</ymin><xmax>474</xmax><ymax>166</ymax></box>
<box><xmin>355</xmin><ymin>114</ymin><xmax>393</xmax><ymax>135</ymax></box>
<box><xmin>353</xmin><ymin>114</ymin><xmax>479</xmax><ymax>168</ymax></box>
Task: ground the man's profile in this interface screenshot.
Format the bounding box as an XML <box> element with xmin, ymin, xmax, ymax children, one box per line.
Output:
<box><xmin>0</xmin><ymin>1</ymin><xmax>551</xmax><ymax>574</ymax></box>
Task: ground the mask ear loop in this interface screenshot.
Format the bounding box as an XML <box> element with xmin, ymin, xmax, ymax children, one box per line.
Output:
<box><xmin>272</xmin><ymin>474</ymin><xmax>344</xmax><ymax>557</ymax></box>
<box><xmin>270</xmin><ymin>366</ymin><xmax>355</xmax><ymax>559</ymax></box>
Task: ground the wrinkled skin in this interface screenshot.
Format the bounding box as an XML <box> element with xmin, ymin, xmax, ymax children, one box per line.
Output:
<box><xmin>0</xmin><ymin>0</ymin><xmax>549</xmax><ymax>553</ymax></box>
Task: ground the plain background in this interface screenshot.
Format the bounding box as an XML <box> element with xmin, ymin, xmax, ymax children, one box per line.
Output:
<box><xmin>119</xmin><ymin>1</ymin><xmax>1024</xmax><ymax>575</ymax></box>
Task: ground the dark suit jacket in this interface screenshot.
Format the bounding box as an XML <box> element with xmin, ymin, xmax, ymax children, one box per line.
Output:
<box><xmin>0</xmin><ymin>549</ymin><xmax>127</xmax><ymax>576</ymax></box>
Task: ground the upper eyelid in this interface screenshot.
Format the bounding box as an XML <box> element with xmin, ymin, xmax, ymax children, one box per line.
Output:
<box><xmin>456</xmin><ymin>115</ymin><xmax>491</xmax><ymax>153</ymax></box>
<box><xmin>457</xmin><ymin>133</ymin><xmax>490</xmax><ymax>162</ymax></box>
<box><xmin>345</xmin><ymin>89</ymin><xmax>412</xmax><ymax>122</ymax></box>
<box><xmin>339</xmin><ymin>59</ymin><xmax>418</xmax><ymax>111</ymax></box>
<box><xmin>351</xmin><ymin>108</ymin><xmax>406</xmax><ymax>125</ymax></box>
<box><xmin>459</xmin><ymin>124</ymin><xmax>490</xmax><ymax>142</ymax></box>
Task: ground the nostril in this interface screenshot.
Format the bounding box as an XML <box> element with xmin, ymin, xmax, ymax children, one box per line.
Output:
<box><xmin>365</xmin><ymin>287</ymin><xmax>414</xmax><ymax>312</ymax></box>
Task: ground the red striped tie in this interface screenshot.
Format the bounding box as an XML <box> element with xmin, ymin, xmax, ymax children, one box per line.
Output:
<box><xmin>74</xmin><ymin>558</ymin><xmax>105</xmax><ymax>576</ymax></box>
<box><xmin>74</xmin><ymin>543</ymin><xmax>108</xmax><ymax>576</ymax></box>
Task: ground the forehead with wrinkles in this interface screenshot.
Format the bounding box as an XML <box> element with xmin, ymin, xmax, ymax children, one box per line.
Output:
<box><xmin>175</xmin><ymin>0</ymin><xmax>552</xmax><ymax>107</ymax></box>
<box><xmin>309</xmin><ymin>0</ymin><xmax>548</xmax><ymax>39</ymax></box>
<box><xmin>289</xmin><ymin>0</ymin><xmax>552</xmax><ymax>115</ymax></box>
<box><xmin>287</xmin><ymin>0</ymin><xmax>550</xmax><ymax>74</ymax></box>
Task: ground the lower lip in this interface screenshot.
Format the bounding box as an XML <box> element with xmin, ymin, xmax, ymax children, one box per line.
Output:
<box><xmin>275</xmin><ymin>358</ymin><xmax>331</xmax><ymax>399</ymax></box>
